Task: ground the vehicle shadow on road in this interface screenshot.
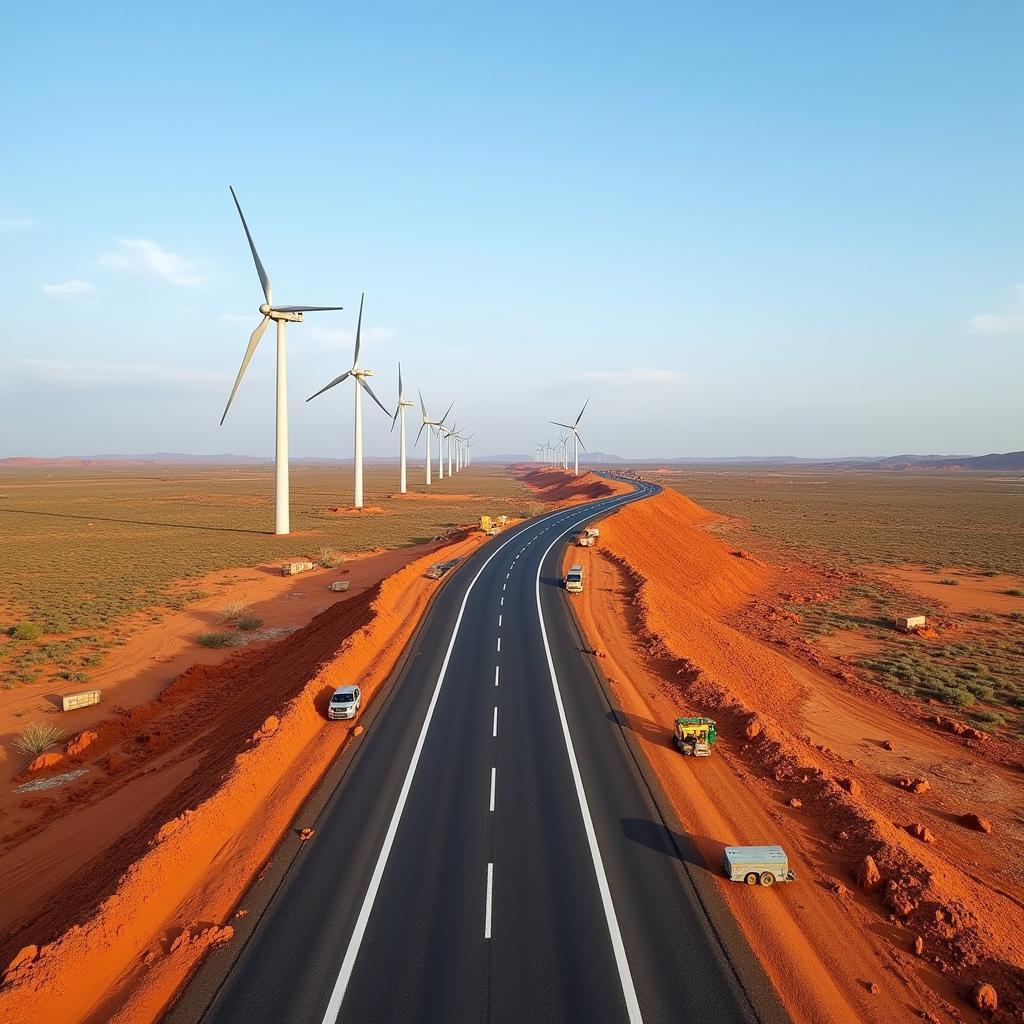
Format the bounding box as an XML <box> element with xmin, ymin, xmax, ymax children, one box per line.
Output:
<box><xmin>620</xmin><ymin>817</ymin><xmax>723</xmax><ymax>875</ymax></box>
<box><xmin>606</xmin><ymin>708</ymin><xmax>671</xmax><ymax>747</ymax></box>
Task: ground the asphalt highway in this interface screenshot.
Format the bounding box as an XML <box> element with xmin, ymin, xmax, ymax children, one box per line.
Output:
<box><xmin>176</xmin><ymin>478</ymin><xmax>787</xmax><ymax>1024</ymax></box>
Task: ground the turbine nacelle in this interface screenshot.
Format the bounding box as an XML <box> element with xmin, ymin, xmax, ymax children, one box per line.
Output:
<box><xmin>259</xmin><ymin>304</ymin><xmax>305</xmax><ymax>322</ymax></box>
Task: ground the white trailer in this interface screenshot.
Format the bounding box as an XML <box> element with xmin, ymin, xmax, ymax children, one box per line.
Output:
<box><xmin>722</xmin><ymin>845</ymin><xmax>796</xmax><ymax>887</ymax></box>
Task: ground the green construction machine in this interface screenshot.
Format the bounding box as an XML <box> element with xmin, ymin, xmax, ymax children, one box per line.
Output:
<box><xmin>673</xmin><ymin>716</ymin><xmax>717</xmax><ymax>757</ymax></box>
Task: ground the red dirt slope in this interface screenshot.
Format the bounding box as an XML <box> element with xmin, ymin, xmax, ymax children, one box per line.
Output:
<box><xmin>571</xmin><ymin>487</ymin><xmax>1024</xmax><ymax>1024</ymax></box>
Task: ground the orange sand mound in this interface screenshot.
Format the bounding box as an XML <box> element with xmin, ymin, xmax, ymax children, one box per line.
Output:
<box><xmin>325</xmin><ymin>505</ymin><xmax>389</xmax><ymax>515</ymax></box>
<box><xmin>515</xmin><ymin>465</ymin><xmax>632</xmax><ymax>505</ymax></box>
<box><xmin>0</xmin><ymin>531</ymin><xmax>487</xmax><ymax>1024</ymax></box>
<box><xmin>389</xmin><ymin>491</ymin><xmax>483</xmax><ymax>501</ymax></box>
<box><xmin>571</xmin><ymin>487</ymin><xmax>1024</xmax><ymax>1024</ymax></box>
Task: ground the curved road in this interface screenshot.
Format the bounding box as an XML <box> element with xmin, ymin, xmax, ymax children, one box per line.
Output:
<box><xmin>171</xmin><ymin>479</ymin><xmax>787</xmax><ymax>1024</ymax></box>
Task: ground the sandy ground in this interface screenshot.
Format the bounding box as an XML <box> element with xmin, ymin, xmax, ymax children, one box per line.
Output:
<box><xmin>568</xmin><ymin>487</ymin><xmax>1024</xmax><ymax>1024</ymax></box>
<box><xmin>875</xmin><ymin>565</ymin><xmax>1024</xmax><ymax>616</ymax></box>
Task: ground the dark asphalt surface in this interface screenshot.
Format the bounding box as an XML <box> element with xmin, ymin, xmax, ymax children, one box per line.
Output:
<box><xmin>172</xmin><ymin>478</ymin><xmax>788</xmax><ymax>1024</ymax></box>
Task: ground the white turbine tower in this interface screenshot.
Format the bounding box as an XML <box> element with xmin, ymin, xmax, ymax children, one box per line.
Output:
<box><xmin>551</xmin><ymin>398</ymin><xmax>589</xmax><ymax>476</ymax></box>
<box><xmin>220</xmin><ymin>186</ymin><xmax>343</xmax><ymax>536</ymax></box>
<box><xmin>417</xmin><ymin>393</ymin><xmax>453</xmax><ymax>486</ymax></box>
<box><xmin>391</xmin><ymin>363</ymin><xmax>414</xmax><ymax>494</ymax></box>
<box><xmin>306</xmin><ymin>293</ymin><xmax>391</xmax><ymax>509</ymax></box>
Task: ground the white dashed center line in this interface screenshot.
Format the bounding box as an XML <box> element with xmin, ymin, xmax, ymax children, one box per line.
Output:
<box><xmin>489</xmin><ymin>767</ymin><xmax>496</xmax><ymax>812</ymax></box>
<box><xmin>496</xmin><ymin>636</ymin><xmax>501</xmax><ymax>653</ymax></box>
<box><xmin>484</xmin><ymin>863</ymin><xmax>494</xmax><ymax>939</ymax></box>
<box><xmin>494</xmin><ymin>665</ymin><xmax>500</xmax><ymax>687</ymax></box>
<box><xmin>492</xmin><ymin>705</ymin><xmax>498</xmax><ymax>737</ymax></box>
<box><xmin>498</xmin><ymin>614</ymin><xmax>502</xmax><ymax>627</ymax></box>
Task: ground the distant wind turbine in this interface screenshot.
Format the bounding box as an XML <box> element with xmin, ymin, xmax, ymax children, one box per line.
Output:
<box><xmin>391</xmin><ymin>363</ymin><xmax>414</xmax><ymax>494</ymax></box>
<box><xmin>220</xmin><ymin>186</ymin><xmax>343</xmax><ymax>535</ymax></box>
<box><xmin>306</xmin><ymin>293</ymin><xmax>391</xmax><ymax>509</ymax></box>
<box><xmin>551</xmin><ymin>398</ymin><xmax>589</xmax><ymax>476</ymax></box>
<box><xmin>416</xmin><ymin>392</ymin><xmax>453</xmax><ymax>485</ymax></box>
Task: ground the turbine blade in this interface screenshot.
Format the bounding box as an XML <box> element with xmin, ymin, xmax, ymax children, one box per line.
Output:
<box><xmin>361</xmin><ymin>377</ymin><xmax>391</xmax><ymax>417</ymax></box>
<box><xmin>220</xmin><ymin>315</ymin><xmax>270</xmax><ymax>425</ymax></box>
<box><xmin>272</xmin><ymin>305</ymin><xmax>344</xmax><ymax>313</ymax></box>
<box><xmin>419</xmin><ymin>387</ymin><xmax>427</xmax><ymax>420</ymax></box>
<box><xmin>398</xmin><ymin>361</ymin><xmax>403</xmax><ymax>400</ymax></box>
<box><xmin>574</xmin><ymin>397</ymin><xmax>590</xmax><ymax>427</ymax></box>
<box><xmin>229</xmin><ymin>186</ymin><xmax>271</xmax><ymax>304</ymax></box>
<box><xmin>551</xmin><ymin>421</ymin><xmax>572</xmax><ymax>429</ymax></box>
<box><xmin>415</xmin><ymin>420</ymin><xmax>426</xmax><ymax>444</ymax></box>
<box><xmin>306</xmin><ymin>369</ymin><xmax>351</xmax><ymax>403</ymax></box>
<box><xmin>577</xmin><ymin>432</ymin><xmax>587</xmax><ymax>452</ymax></box>
<box><xmin>439</xmin><ymin>401</ymin><xmax>454</xmax><ymax>426</ymax></box>
<box><xmin>353</xmin><ymin>292</ymin><xmax>364</xmax><ymax>368</ymax></box>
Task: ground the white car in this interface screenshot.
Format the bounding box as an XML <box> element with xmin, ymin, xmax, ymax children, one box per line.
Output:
<box><xmin>328</xmin><ymin>684</ymin><xmax>361</xmax><ymax>721</ymax></box>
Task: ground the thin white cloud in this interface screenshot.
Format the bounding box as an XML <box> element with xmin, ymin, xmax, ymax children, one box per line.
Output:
<box><xmin>42</xmin><ymin>279</ymin><xmax>98</xmax><ymax>300</ymax></box>
<box><xmin>0</xmin><ymin>209</ymin><xmax>34</xmax><ymax>230</ymax></box>
<box><xmin>568</xmin><ymin>367</ymin><xmax>691</xmax><ymax>385</ymax></box>
<box><xmin>19</xmin><ymin>359</ymin><xmax>228</xmax><ymax>392</ymax></box>
<box><xmin>968</xmin><ymin>284</ymin><xmax>1024</xmax><ymax>336</ymax></box>
<box><xmin>100</xmin><ymin>238</ymin><xmax>205</xmax><ymax>287</ymax></box>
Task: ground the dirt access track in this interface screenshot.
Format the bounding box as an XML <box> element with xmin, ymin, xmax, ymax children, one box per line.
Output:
<box><xmin>0</xmin><ymin>469</ymin><xmax>624</xmax><ymax>1024</ymax></box>
<box><xmin>569</xmin><ymin>484</ymin><xmax>1024</xmax><ymax>1024</ymax></box>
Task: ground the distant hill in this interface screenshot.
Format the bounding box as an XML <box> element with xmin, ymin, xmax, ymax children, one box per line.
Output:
<box><xmin>2</xmin><ymin>450</ymin><xmax>1022</xmax><ymax>471</ymax></box>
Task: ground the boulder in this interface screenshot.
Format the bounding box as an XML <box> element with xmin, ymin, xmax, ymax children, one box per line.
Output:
<box><xmin>856</xmin><ymin>855</ymin><xmax>882</xmax><ymax>893</ymax></box>
<box><xmin>972</xmin><ymin>982</ymin><xmax>997</xmax><ymax>1013</ymax></box>
<box><xmin>66</xmin><ymin>730</ymin><xmax>98</xmax><ymax>758</ymax></box>
<box><xmin>788</xmin><ymin>798</ymin><xmax>802</xmax><ymax>809</ymax></box>
<box><xmin>299</xmin><ymin>827</ymin><xmax>315</xmax><ymax>842</ymax></box>
<box><xmin>881</xmin><ymin>739</ymin><xmax>895</xmax><ymax>751</ymax></box>
<box><xmin>744</xmin><ymin>717</ymin><xmax>762</xmax><ymax>740</ymax></box>
<box><xmin>913</xmin><ymin>936</ymin><xmax>924</xmax><ymax>956</ymax></box>
<box><xmin>839</xmin><ymin>777</ymin><xmax>862</xmax><ymax>797</ymax></box>
<box><xmin>960</xmin><ymin>812</ymin><xmax>993</xmax><ymax>834</ymax></box>
<box><xmin>25</xmin><ymin>752</ymin><xmax>64</xmax><ymax>773</ymax></box>
<box><xmin>904</xmin><ymin>823</ymin><xmax>936</xmax><ymax>844</ymax></box>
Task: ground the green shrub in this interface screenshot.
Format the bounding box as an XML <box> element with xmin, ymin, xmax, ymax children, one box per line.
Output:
<box><xmin>8</xmin><ymin>621</ymin><xmax>44</xmax><ymax>641</ymax></box>
<box><xmin>196</xmin><ymin>631</ymin><xmax>239</xmax><ymax>648</ymax></box>
<box><xmin>234</xmin><ymin>614</ymin><xmax>264</xmax><ymax>632</ymax></box>
<box><xmin>15</xmin><ymin>722</ymin><xmax>66</xmax><ymax>756</ymax></box>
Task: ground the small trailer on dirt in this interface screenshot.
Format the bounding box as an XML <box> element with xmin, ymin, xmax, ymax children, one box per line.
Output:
<box><xmin>723</xmin><ymin>845</ymin><xmax>796</xmax><ymax>887</ymax></box>
<box><xmin>673</xmin><ymin>716</ymin><xmax>717</xmax><ymax>756</ymax></box>
<box><xmin>575</xmin><ymin>531</ymin><xmax>596</xmax><ymax>547</ymax></box>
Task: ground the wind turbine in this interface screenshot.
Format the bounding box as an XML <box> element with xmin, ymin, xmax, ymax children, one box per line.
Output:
<box><xmin>456</xmin><ymin>430</ymin><xmax>473</xmax><ymax>472</ymax></box>
<box><xmin>416</xmin><ymin>393</ymin><xmax>453</xmax><ymax>486</ymax></box>
<box><xmin>220</xmin><ymin>186</ymin><xmax>343</xmax><ymax>535</ymax></box>
<box><xmin>306</xmin><ymin>293</ymin><xmax>391</xmax><ymax>509</ymax></box>
<box><xmin>445</xmin><ymin>423</ymin><xmax>458</xmax><ymax>477</ymax></box>
<box><xmin>391</xmin><ymin>363</ymin><xmax>414</xmax><ymax>494</ymax></box>
<box><xmin>551</xmin><ymin>398</ymin><xmax>589</xmax><ymax>476</ymax></box>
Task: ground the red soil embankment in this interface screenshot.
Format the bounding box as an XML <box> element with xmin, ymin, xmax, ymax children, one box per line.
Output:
<box><xmin>571</xmin><ymin>487</ymin><xmax>1024</xmax><ymax>1024</ymax></box>
<box><xmin>0</xmin><ymin>531</ymin><xmax>487</xmax><ymax>1024</ymax></box>
<box><xmin>515</xmin><ymin>465</ymin><xmax>633</xmax><ymax>504</ymax></box>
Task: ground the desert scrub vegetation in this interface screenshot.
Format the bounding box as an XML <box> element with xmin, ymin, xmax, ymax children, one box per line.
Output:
<box><xmin>0</xmin><ymin>464</ymin><xmax>528</xmax><ymax>635</ymax></box>
<box><xmin>219</xmin><ymin>602</ymin><xmax>249</xmax><ymax>623</ymax></box>
<box><xmin>234</xmin><ymin>613</ymin><xmax>264</xmax><ymax>631</ymax></box>
<box><xmin>196</xmin><ymin>631</ymin><xmax>240</xmax><ymax>648</ymax></box>
<box><xmin>315</xmin><ymin>546</ymin><xmax>346</xmax><ymax>569</ymax></box>
<box><xmin>7</xmin><ymin>621</ymin><xmax>44</xmax><ymax>641</ymax></box>
<box><xmin>661</xmin><ymin>469</ymin><xmax>1024</xmax><ymax>575</ymax></box>
<box><xmin>15</xmin><ymin>722</ymin><xmax>67</xmax><ymax>756</ymax></box>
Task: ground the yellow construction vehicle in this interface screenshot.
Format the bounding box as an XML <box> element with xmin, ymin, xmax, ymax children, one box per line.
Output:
<box><xmin>673</xmin><ymin>717</ymin><xmax>717</xmax><ymax>757</ymax></box>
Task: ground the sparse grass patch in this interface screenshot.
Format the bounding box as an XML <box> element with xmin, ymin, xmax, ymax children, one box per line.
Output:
<box><xmin>234</xmin><ymin>614</ymin><xmax>264</xmax><ymax>632</ymax></box>
<box><xmin>219</xmin><ymin>602</ymin><xmax>248</xmax><ymax>624</ymax></box>
<box><xmin>196</xmin><ymin>631</ymin><xmax>240</xmax><ymax>648</ymax></box>
<box><xmin>8</xmin><ymin>621</ymin><xmax>44</xmax><ymax>641</ymax></box>
<box><xmin>15</xmin><ymin>722</ymin><xmax>66</xmax><ymax>756</ymax></box>
<box><xmin>938</xmin><ymin>578</ymin><xmax>959</xmax><ymax>586</ymax></box>
<box><xmin>315</xmin><ymin>546</ymin><xmax>346</xmax><ymax>569</ymax></box>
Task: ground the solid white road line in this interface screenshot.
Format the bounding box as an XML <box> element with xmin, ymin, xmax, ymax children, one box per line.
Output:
<box><xmin>316</xmin><ymin>520</ymin><xmax>544</xmax><ymax>1024</ymax></box>
<box><xmin>489</xmin><ymin>767</ymin><xmax>496</xmax><ymax>812</ymax></box>
<box><xmin>484</xmin><ymin>862</ymin><xmax>494</xmax><ymax>939</ymax></box>
<box><xmin>494</xmin><ymin>665</ymin><xmax>500</xmax><ymax>687</ymax></box>
<box><xmin>534</xmin><ymin>521</ymin><xmax>645</xmax><ymax>1024</ymax></box>
<box><xmin>492</xmin><ymin>705</ymin><xmax>498</xmax><ymax>737</ymax></box>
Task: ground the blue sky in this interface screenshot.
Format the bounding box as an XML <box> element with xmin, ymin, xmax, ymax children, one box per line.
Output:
<box><xmin>2</xmin><ymin>1</ymin><xmax>1022</xmax><ymax>458</ymax></box>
